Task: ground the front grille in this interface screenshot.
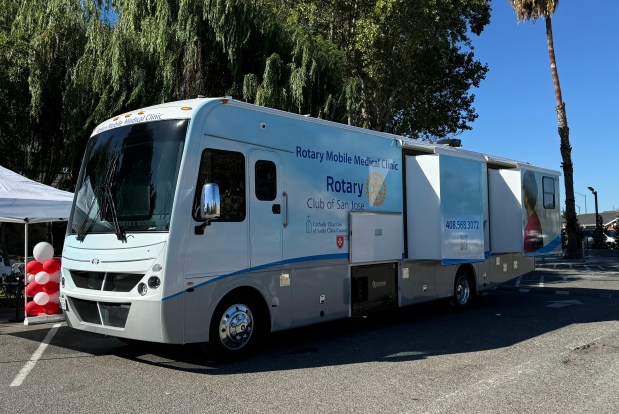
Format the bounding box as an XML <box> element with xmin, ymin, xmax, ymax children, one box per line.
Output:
<box><xmin>70</xmin><ymin>271</ymin><xmax>143</xmax><ymax>292</ymax></box>
<box><xmin>69</xmin><ymin>297</ymin><xmax>131</xmax><ymax>328</ymax></box>
<box><xmin>103</xmin><ymin>273</ymin><xmax>143</xmax><ymax>292</ymax></box>
<box><xmin>100</xmin><ymin>302</ymin><xmax>131</xmax><ymax>328</ymax></box>
<box><xmin>70</xmin><ymin>297</ymin><xmax>101</xmax><ymax>324</ymax></box>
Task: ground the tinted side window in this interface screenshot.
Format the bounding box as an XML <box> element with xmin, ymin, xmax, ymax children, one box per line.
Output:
<box><xmin>542</xmin><ymin>176</ymin><xmax>555</xmax><ymax>209</ymax></box>
<box><xmin>193</xmin><ymin>149</ymin><xmax>246</xmax><ymax>221</ymax></box>
<box><xmin>255</xmin><ymin>160</ymin><xmax>276</xmax><ymax>201</ymax></box>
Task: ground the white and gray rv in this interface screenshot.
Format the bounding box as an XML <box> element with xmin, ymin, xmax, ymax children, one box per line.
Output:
<box><xmin>60</xmin><ymin>98</ymin><xmax>561</xmax><ymax>359</ymax></box>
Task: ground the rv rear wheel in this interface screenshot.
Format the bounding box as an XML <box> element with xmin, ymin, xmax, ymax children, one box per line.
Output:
<box><xmin>452</xmin><ymin>267</ymin><xmax>475</xmax><ymax>309</ymax></box>
<box><xmin>205</xmin><ymin>293</ymin><xmax>264</xmax><ymax>361</ymax></box>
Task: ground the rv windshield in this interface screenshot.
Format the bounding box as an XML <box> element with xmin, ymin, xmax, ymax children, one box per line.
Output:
<box><xmin>70</xmin><ymin>120</ymin><xmax>188</xmax><ymax>239</ymax></box>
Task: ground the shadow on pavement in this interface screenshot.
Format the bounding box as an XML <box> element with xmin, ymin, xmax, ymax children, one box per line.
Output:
<box><xmin>3</xmin><ymin>289</ymin><xmax>618</xmax><ymax>375</ymax></box>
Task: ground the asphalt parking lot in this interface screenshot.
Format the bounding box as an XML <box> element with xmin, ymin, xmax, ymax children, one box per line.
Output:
<box><xmin>1</xmin><ymin>255</ymin><xmax>618</xmax><ymax>414</ymax></box>
<box><xmin>501</xmin><ymin>255</ymin><xmax>619</xmax><ymax>296</ymax></box>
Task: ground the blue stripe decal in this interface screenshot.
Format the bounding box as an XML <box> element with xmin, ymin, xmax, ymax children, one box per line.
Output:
<box><xmin>162</xmin><ymin>253</ymin><xmax>348</xmax><ymax>301</ymax></box>
<box><xmin>441</xmin><ymin>258</ymin><xmax>485</xmax><ymax>265</ymax></box>
<box><xmin>525</xmin><ymin>236</ymin><xmax>562</xmax><ymax>257</ymax></box>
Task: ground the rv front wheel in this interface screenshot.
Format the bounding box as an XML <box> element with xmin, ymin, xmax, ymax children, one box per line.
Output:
<box><xmin>205</xmin><ymin>293</ymin><xmax>264</xmax><ymax>361</ymax></box>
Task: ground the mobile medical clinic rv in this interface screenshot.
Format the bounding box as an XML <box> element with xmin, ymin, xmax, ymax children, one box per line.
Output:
<box><xmin>60</xmin><ymin>98</ymin><xmax>561</xmax><ymax>359</ymax></box>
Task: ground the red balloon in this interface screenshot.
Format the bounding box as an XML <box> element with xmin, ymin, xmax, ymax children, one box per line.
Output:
<box><xmin>25</xmin><ymin>282</ymin><xmax>45</xmax><ymax>298</ymax></box>
<box><xmin>43</xmin><ymin>302</ymin><xmax>60</xmax><ymax>315</ymax></box>
<box><xmin>25</xmin><ymin>301</ymin><xmax>44</xmax><ymax>316</ymax></box>
<box><xmin>43</xmin><ymin>281</ymin><xmax>60</xmax><ymax>294</ymax></box>
<box><xmin>25</xmin><ymin>261</ymin><xmax>43</xmax><ymax>275</ymax></box>
<box><xmin>42</xmin><ymin>258</ymin><xmax>61</xmax><ymax>274</ymax></box>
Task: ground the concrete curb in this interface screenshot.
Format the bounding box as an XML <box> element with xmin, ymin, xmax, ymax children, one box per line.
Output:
<box><xmin>23</xmin><ymin>314</ymin><xmax>65</xmax><ymax>326</ymax></box>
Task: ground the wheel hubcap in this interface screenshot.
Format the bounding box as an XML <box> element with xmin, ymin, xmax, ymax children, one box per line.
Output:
<box><xmin>456</xmin><ymin>276</ymin><xmax>470</xmax><ymax>305</ymax></box>
<box><xmin>218</xmin><ymin>304</ymin><xmax>254</xmax><ymax>350</ymax></box>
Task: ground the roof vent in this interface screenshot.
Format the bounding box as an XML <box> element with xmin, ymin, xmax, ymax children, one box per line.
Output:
<box><xmin>436</xmin><ymin>138</ymin><xmax>461</xmax><ymax>147</ymax></box>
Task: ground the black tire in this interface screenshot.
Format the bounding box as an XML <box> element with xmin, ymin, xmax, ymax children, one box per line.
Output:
<box><xmin>204</xmin><ymin>292</ymin><xmax>265</xmax><ymax>362</ymax></box>
<box><xmin>452</xmin><ymin>267</ymin><xmax>475</xmax><ymax>309</ymax></box>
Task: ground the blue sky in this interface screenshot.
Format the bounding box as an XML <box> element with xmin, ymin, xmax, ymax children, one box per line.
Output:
<box><xmin>459</xmin><ymin>0</ymin><xmax>618</xmax><ymax>215</ymax></box>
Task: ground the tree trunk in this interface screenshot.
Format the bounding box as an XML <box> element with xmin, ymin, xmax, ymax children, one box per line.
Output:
<box><xmin>545</xmin><ymin>16</ymin><xmax>579</xmax><ymax>257</ymax></box>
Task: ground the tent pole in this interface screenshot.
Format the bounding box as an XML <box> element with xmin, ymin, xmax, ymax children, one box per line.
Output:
<box><xmin>23</xmin><ymin>219</ymin><xmax>28</xmax><ymax>315</ymax></box>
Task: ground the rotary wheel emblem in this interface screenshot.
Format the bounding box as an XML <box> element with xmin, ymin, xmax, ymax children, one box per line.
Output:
<box><xmin>366</xmin><ymin>172</ymin><xmax>386</xmax><ymax>207</ymax></box>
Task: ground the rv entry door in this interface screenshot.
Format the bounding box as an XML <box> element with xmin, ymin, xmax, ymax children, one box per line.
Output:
<box><xmin>249</xmin><ymin>150</ymin><xmax>283</xmax><ymax>267</ymax></box>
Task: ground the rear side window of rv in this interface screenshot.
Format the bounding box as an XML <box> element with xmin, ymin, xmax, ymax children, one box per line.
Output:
<box><xmin>255</xmin><ymin>160</ymin><xmax>276</xmax><ymax>201</ymax></box>
<box><xmin>193</xmin><ymin>149</ymin><xmax>246</xmax><ymax>222</ymax></box>
<box><xmin>542</xmin><ymin>176</ymin><xmax>555</xmax><ymax>209</ymax></box>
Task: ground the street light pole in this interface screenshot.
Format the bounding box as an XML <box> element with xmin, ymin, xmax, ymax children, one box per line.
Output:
<box><xmin>575</xmin><ymin>191</ymin><xmax>587</xmax><ymax>214</ymax></box>
<box><xmin>588</xmin><ymin>186</ymin><xmax>600</xmax><ymax>243</ymax></box>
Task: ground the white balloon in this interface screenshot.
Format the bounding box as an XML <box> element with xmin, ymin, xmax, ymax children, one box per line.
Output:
<box><xmin>33</xmin><ymin>291</ymin><xmax>49</xmax><ymax>306</ymax></box>
<box><xmin>27</xmin><ymin>274</ymin><xmax>35</xmax><ymax>283</ymax></box>
<box><xmin>34</xmin><ymin>271</ymin><xmax>50</xmax><ymax>285</ymax></box>
<box><xmin>33</xmin><ymin>242</ymin><xmax>54</xmax><ymax>262</ymax></box>
<box><xmin>49</xmin><ymin>270</ymin><xmax>61</xmax><ymax>283</ymax></box>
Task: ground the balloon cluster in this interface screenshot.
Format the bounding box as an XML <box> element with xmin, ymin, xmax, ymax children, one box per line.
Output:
<box><xmin>24</xmin><ymin>242</ymin><xmax>61</xmax><ymax>316</ymax></box>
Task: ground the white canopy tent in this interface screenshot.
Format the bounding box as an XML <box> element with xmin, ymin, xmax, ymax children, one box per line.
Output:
<box><xmin>0</xmin><ymin>165</ymin><xmax>74</xmax><ymax>322</ymax></box>
<box><xmin>0</xmin><ymin>165</ymin><xmax>74</xmax><ymax>223</ymax></box>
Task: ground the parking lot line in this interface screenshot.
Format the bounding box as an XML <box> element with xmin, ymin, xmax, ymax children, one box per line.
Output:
<box><xmin>515</xmin><ymin>275</ymin><xmax>522</xmax><ymax>287</ymax></box>
<box><xmin>10</xmin><ymin>323</ymin><xmax>62</xmax><ymax>387</ymax></box>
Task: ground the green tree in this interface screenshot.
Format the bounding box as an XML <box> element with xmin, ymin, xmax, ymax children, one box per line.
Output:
<box><xmin>1</xmin><ymin>0</ymin><xmax>491</xmax><ymax>192</ymax></box>
<box><xmin>507</xmin><ymin>0</ymin><xmax>579</xmax><ymax>257</ymax></box>
<box><xmin>0</xmin><ymin>0</ymin><xmax>86</xmax><ymax>186</ymax></box>
<box><xmin>0</xmin><ymin>1</ymin><xmax>30</xmax><ymax>175</ymax></box>
<box><xmin>64</xmin><ymin>0</ymin><xmax>347</xmax><ymax>176</ymax></box>
<box><xmin>286</xmin><ymin>0</ymin><xmax>490</xmax><ymax>138</ymax></box>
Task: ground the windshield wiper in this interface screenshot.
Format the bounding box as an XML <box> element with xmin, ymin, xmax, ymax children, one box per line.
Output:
<box><xmin>75</xmin><ymin>195</ymin><xmax>99</xmax><ymax>241</ymax></box>
<box><xmin>76</xmin><ymin>157</ymin><xmax>126</xmax><ymax>242</ymax></box>
<box><xmin>100</xmin><ymin>157</ymin><xmax>127</xmax><ymax>242</ymax></box>
<box><xmin>103</xmin><ymin>183</ymin><xmax>127</xmax><ymax>242</ymax></box>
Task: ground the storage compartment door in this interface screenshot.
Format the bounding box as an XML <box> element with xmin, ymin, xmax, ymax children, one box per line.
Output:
<box><xmin>350</xmin><ymin>212</ymin><xmax>403</xmax><ymax>264</ymax></box>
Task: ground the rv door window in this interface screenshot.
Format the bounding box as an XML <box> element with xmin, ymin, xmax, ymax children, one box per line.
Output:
<box><xmin>254</xmin><ymin>160</ymin><xmax>276</xmax><ymax>201</ymax></box>
<box><xmin>193</xmin><ymin>149</ymin><xmax>246</xmax><ymax>222</ymax></box>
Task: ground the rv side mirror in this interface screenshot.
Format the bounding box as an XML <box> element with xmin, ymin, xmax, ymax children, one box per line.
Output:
<box><xmin>200</xmin><ymin>183</ymin><xmax>221</xmax><ymax>220</ymax></box>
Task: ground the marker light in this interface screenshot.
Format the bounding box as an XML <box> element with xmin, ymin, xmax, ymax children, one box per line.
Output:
<box><xmin>137</xmin><ymin>282</ymin><xmax>148</xmax><ymax>296</ymax></box>
<box><xmin>61</xmin><ymin>277</ymin><xmax>65</xmax><ymax>288</ymax></box>
<box><xmin>124</xmin><ymin>113</ymin><xmax>131</xmax><ymax>118</ymax></box>
<box><xmin>181</xmin><ymin>106</ymin><xmax>192</xmax><ymax>110</ymax></box>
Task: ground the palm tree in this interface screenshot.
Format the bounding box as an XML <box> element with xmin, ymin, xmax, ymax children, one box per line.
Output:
<box><xmin>507</xmin><ymin>0</ymin><xmax>579</xmax><ymax>257</ymax></box>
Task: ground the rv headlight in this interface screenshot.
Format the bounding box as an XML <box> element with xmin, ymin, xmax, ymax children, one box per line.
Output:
<box><xmin>137</xmin><ymin>282</ymin><xmax>148</xmax><ymax>296</ymax></box>
<box><xmin>148</xmin><ymin>276</ymin><xmax>160</xmax><ymax>289</ymax></box>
